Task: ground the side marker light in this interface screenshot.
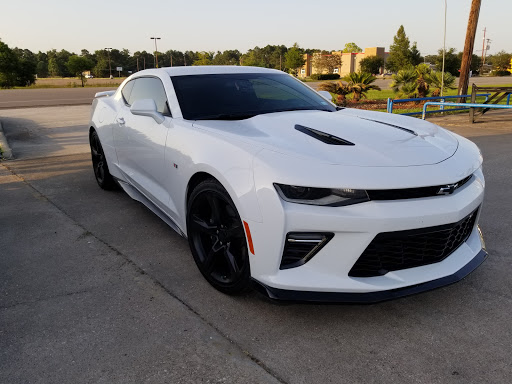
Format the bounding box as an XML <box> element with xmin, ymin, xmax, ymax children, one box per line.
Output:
<box><xmin>243</xmin><ymin>221</ymin><xmax>255</xmax><ymax>255</ymax></box>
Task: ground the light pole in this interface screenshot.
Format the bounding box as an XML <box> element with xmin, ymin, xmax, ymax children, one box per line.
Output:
<box><xmin>441</xmin><ymin>0</ymin><xmax>447</xmax><ymax>97</ymax></box>
<box><xmin>150</xmin><ymin>37</ymin><xmax>161</xmax><ymax>68</ymax></box>
<box><xmin>105</xmin><ymin>47</ymin><xmax>112</xmax><ymax>78</ymax></box>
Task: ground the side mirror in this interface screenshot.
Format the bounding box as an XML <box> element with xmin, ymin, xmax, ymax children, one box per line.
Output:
<box><xmin>130</xmin><ymin>99</ymin><xmax>165</xmax><ymax>124</ymax></box>
<box><xmin>318</xmin><ymin>90</ymin><xmax>333</xmax><ymax>102</ymax></box>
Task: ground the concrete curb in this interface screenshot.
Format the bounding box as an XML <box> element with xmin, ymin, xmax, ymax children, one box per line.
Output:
<box><xmin>0</xmin><ymin>120</ymin><xmax>14</xmax><ymax>160</ymax></box>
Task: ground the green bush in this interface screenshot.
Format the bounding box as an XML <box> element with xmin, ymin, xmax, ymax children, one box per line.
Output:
<box><xmin>490</xmin><ymin>70</ymin><xmax>511</xmax><ymax>77</ymax></box>
<box><xmin>310</xmin><ymin>73</ymin><xmax>340</xmax><ymax>80</ymax></box>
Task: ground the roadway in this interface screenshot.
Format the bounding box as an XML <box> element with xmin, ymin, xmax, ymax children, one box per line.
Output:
<box><xmin>0</xmin><ymin>87</ymin><xmax>116</xmax><ymax>109</ymax></box>
<box><xmin>1</xmin><ymin>105</ymin><xmax>511</xmax><ymax>383</ymax></box>
<box><xmin>0</xmin><ymin>76</ymin><xmax>510</xmax><ymax>110</ymax></box>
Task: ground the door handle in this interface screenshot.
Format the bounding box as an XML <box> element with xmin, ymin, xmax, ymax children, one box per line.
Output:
<box><xmin>117</xmin><ymin>117</ymin><xmax>125</xmax><ymax>125</ymax></box>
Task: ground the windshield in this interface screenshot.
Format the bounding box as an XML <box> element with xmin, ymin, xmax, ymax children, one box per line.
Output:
<box><xmin>170</xmin><ymin>73</ymin><xmax>336</xmax><ymax>120</ymax></box>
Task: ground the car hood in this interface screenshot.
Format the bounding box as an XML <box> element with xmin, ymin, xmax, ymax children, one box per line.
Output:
<box><xmin>192</xmin><ymin>108</ymin><xmax>459</xmax><ymax>167</ymax></box>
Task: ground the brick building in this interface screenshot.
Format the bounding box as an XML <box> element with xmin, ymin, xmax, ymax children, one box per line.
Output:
<box><xmin>299</xmin><ymin>47</ymin><xmax>388</xmax><ymax>77</ymax></box>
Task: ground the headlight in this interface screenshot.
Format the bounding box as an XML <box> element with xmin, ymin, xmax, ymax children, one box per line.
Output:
<box><xmin>274</xmin><ymin>183</ymin><xmax>369</xmax><ymax>206</ymax></box>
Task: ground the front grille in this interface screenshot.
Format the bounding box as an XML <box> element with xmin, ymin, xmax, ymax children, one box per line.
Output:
<box><xmin>349</xmin><ymin>208</ymin><xmax>479</xmax><ymax>277</ymax></box>
<box><xmin>367</xmin><ymin>175</ymin><xmax>472</xmax><ymax>201</ymax></box>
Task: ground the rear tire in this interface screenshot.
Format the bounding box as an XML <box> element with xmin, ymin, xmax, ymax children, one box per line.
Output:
<box><xmin>89</xmin><ymin>130</ymin><xmax>116</xmax><ymax>190</ymax></box>
<box><xmin>187</xmin><ymin>179</ymin><xmax>251</xmax><ymax>294</ymax></box>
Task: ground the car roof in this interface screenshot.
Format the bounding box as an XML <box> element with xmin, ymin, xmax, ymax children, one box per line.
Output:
<box><xmin>133</xmin><ymin>66</ymin><xmax>284</xmax><ymax>77</ymax></box>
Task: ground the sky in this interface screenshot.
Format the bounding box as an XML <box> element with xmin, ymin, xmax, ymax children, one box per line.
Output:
<box><xmin>1</xmin><ymin>0</ymin><xmax>510</xmax><ymax>56</ymax></box>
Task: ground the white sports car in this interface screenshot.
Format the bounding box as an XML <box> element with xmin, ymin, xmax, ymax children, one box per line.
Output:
<box><xmin>89</xmin><ymin>66</ymin><xmax>487</xmax><ymax>302</ymax></box>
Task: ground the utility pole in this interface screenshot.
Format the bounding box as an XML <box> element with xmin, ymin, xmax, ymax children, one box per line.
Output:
<box><xmin>480</xmin><ymin>27</ymin><xmax>486</xmax><ymax>74</ymax></box>
<box><xmin>483</xmin><ymin>38</ymin><xmax>491</xmax><ymax>68</ymax></box>
<box><xmin>137</xmin><ymin>57</ymin><xmax>139</xmax><ymax>72</ymax></box>
<box><xmin>458</xmin><ymin>0</ymin><xmax>481</xmax><ymax>99</ymax></box>
<box><xmin>105</xmin><ymin>47</ymin><xmax>112</xmax><ymax>78</ymax></box>
<box><xmin>150</xmin><ymin>37</ymin><xmax>161</xmax><ymax>68</ymax></box>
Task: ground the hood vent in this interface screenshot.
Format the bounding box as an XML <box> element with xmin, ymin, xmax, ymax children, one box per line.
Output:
<box><xmin>295</xmin><ymin>125</ymin><xmax>355</xmax><ymax>146</ymax></box>
<box><xmin>357</xmin><ymin>118</ymin><xmax>418</xmax><ymax>136</ymax></box>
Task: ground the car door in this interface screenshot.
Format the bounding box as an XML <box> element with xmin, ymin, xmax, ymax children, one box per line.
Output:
<box><xmin>113</xmin><ymin>76</ymin><xmax>173</xmax><ymax>212</ymax></box>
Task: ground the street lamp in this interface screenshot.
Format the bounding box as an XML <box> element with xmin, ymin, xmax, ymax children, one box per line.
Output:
<box><xmin>150</xmin><ymin>37</ymin><xmax>161</xmax><ymax>68</ymax></box>
<box><xmin>441</xmin><ymin>0</ymin><xmax>447</xmax><ymax>97</ymax></box>
<box><xmin>105</xmin><ymin>47</ymin><xmax>112</xmax><ymax>78</ymax></box>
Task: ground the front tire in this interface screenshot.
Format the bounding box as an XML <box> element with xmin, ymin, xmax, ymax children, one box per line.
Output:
<box><xmin>89</xmin><ymin>130</ymin><xmax>116</xmax><ymax>190</ymax></box>
<box><xmin>187</xmin><ymin>179</ymin><xmax>251</xmax><ymax>294</ymax></box>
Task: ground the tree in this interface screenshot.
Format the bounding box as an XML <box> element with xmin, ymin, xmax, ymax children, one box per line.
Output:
<box><xmin>342</xmin><ymin>72</ymin><xmax>380</xmax><ymax>101</ymax></box>
<box><xmin>428</xmin><ymin>71</ymin><xmax>456</xmax><ymax>96</ymax></box>
<box><xmin>36</xmin><ymin>51</ymin><xmax>48</xmax><ymax>78</ymax></box>
<box><xmin>487</xmin><ymin>50</ymin><xmax>512</xmax><ymax>71</ymax></box>
<box><xmin>0</xmin><ymin>40</ymin><xmax>36</xmax><ymax>87</ymax></box>
<box><xmin>133</xmin><ymin>50</ymin><xmax>154</xmax><ymax>71</ymax></box>
<box><xmin>36</xmin><ymin>61</ymin><xmax>48</xmax><ymax>78</ymax></box>
<box><xmin>66</xmin><ymin>55</ymin><xmax>94</xmax><ymax>87</ymax></box>
<box><xmin>342</xmin><ymin>42</ymin><xmax>362</xmax><ymax>53</ymax></box>
<box><xmin>415</xmin><ymin>63</ymin><xmax>431</xmax><ymax>98</ymax></box>
<box><xmin>431</xmin><ymin>48</ymin><xmax>460</xmax><ymax>76</ymax></box>
<box><xmin>12</xmin><ymin>48</ymin><xmax>37</xmax><ymax>86</ymax></box>
<box><xmin>212</xmin><ymin>50</ymin><xmax>241</xmax><ymax>66</ymax></box>
<box><xmin>0</xmin><ymin>40</ymin><xmax>18</xmax><ymax>88</ymax></box>
<box><xmin>48</xmin><ymin>57</ymin><xmax>60</xmax><ymax>77</ymax></box>
<box><xmin>410</xmin><ymin>42</ymin><xmax>423</xmax><ymax>66</ymax></box>
<box><xmin>193</xmin><ymin>51</ymin><xmax>214</xmax><ymax>66</ymax></box>
<box><xmin>56</xmin><ymin>49</ymin><xmax>73</xmax><ymax>77</ymax></box>
<box><xmin>183</xmin><ymin>51</ymin><xmax>198</xmax><ymax>66</ymax></box>
<box><xmin>313</xmin><ymin>51</ymin><xmax>342</xmax><ymax>74</ymax></box>
<box><xmin>359</xmin><ymin>56</ymin><xmax>384</xmax><ymax>74</ymax></box>
<box><xmin>284</xmin><ymin>43</ymin><xmax>305</xmax><ymax>76</ymax></box>
<box><xmin>455</xmin><ymin>52</ymin><xmax>481</xmax><ymax>73</ymax></box>
<box><xmin>317</xmin><ymin>81</ymin><xmax>352</xmax><ymax>106</ymax></box>
<box><xmin>386</xmin><ymin>25</ymin><xmax>421</xmax><ymax>72</ymax></box>
<box><xmin>391</xmin><ymin>67</ymin><xmax>418</xmax><ymax>98</ymax></box>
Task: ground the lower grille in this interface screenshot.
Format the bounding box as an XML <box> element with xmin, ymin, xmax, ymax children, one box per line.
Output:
<box><xmin>349</xmin><ymin>208</ymin><xmax>479</xmax><ymax>277</ymax></box>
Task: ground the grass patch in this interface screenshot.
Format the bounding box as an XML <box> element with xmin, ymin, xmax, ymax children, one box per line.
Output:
<box><xmin>323</xmin><ymin>82</ymin><xmax>512</xmax><ymax>117</ymax></box>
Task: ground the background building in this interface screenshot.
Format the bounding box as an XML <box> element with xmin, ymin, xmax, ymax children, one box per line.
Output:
<box><xmin>299</xmin><ymin>47</ymin><xmax>388</xmax><ymax>77</ymax></box>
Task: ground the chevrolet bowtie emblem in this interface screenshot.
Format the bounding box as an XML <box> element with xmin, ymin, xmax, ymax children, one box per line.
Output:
<box><xmin>437</xmin><ymin>182</ymin><xmax>459</xmax><ymax>195</ymax></box>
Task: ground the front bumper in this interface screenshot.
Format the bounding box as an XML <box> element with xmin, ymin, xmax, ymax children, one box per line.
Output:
<box><xmin>252</xmin><ymin>249</ymin><xmax>487</xmax><ymax>303</ymax></box>
<box><xmin>246</xmin><ymin>160</ymin><xmax>486</xmax><ymax>299</ymax></box>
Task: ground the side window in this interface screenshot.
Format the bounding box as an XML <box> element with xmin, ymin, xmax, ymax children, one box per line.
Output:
<box><xmin>121</xmin><ymin>80</ymin><xmax>135</xmax><ymax>104</ymax></box>
<box><xmin>128</xmin><ymin>77</ymin><xmax>171</xmax><ymax>116</ymax></box>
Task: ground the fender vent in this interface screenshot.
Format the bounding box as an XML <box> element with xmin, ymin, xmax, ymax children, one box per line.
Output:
<box><xmin>295</xmin><ymin>125</ymin><xmax>354</xmax><ymax>146</ymax></box>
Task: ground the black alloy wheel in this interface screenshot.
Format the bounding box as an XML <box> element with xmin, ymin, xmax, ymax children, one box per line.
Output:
<box><xmin>90</xmin><ymin>130</ymin><xmax>116</xmax><ymax>190</ymax></box>
<box><xmin>187</xmin><ymin>179</ymin><xmax>251</xmax><ymax>294</ymax></box>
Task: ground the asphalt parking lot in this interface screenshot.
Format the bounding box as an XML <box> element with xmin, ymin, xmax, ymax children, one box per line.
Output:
<box><xmin>1</xmin><ymin>106</ymin><xmax>512</xmax><ymax>383</ymax></box>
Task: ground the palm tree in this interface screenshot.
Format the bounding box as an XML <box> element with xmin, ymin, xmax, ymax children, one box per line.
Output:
<box><xmin>342</xmin><ymin>72</ymin><xmax>381</xmax><ymax>101</ymax></box>
<box><xmin>428</xmin><ymin>71</ymin><xmax>456</xmax><ymax>97</ymax></box>
<box><xmin>317</xmin><ymin>81</ymin><xmax>352</xmax><ymax>106</ymax></box>
<box><xmin>415</xmin><ymin>63</ymin><xmax>431</xmax><ymax>98</ymax></box>
<box><xmin>391</xmin><ymin>67</ymin><xmax>418</xmax><ymax>98</ymax></box>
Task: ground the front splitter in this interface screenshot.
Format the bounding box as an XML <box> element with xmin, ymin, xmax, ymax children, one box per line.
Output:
<box><xmin>252</xmin><ymin>249</ymin><xmax>488</xmax><ymax>304</ymax></box>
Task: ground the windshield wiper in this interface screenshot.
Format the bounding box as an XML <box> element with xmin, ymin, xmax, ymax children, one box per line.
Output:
<box><xmin>195</xmin><ymin>113</ymin><xmax>257</xmax><ymax>120</ymax></box>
